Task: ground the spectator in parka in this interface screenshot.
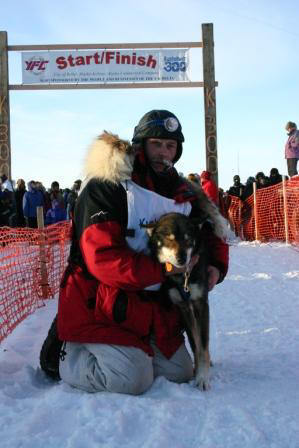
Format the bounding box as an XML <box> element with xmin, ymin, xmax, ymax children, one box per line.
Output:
<box><xmin>45</xmin><ymin>199</ymin><xmax>67</xmax><ymax>225</ymax></box>
<box><xmin>44</xmin><ymin>181</ymin><xmax>64</xmax><ymax>213</ymax></box>
<box><xmin>255</xmin><ymin>172</ymin><xmax>270</xmax><ymax>189</ymax></box>
<box><xmin>227</xmin><ymin>175</ymin><xmax>245</xmax><ymax>197</ymax></box>
<box><xmin>66</xmin><ymin>179</ymin><xmax>82</xmax><ymax>219</ymax></box>
<box><xmin>23</xmin><ymin>180</ymin><xmax>44</xmax><ymax>228</ymax></box>
<box><xmin>15</xmin><ymin>179</ymin><xmax>26</xmax><ymax>227</ymax></box>
<box><xmin>0</xmin><ymin>185</ymin><xmax>13</xmax><ymax>226</ymax></box>
<box><xmin>0</xmin><ymin>174</ymin><xmax>14</xmax><ymax>193</ymax></box>
<box><xmin>63</xmin><ymin>188</ymin><xmax>71</xmax><ymax>209</ymax></box>
<box><xmin>241</xmin><ymin>176</ymin><xmax>256</xmax><ymax>200</ymax></box>
<box><xmin>285</xmin><ymin>121</ymin><xmax>299</xmax><ymax>177</ymax></box>
<box><xmin>35</xmin><ymin>181</ymin><xmax>49</xmax><ymax>209</ymax></box>
<box><xmin>187</xmin><ymin>173</ymin><xmax>200</xmax><ymax>184</ymax></box>
<box><xmin>39</xmin><ymin>109</ymin><xmax>229</xmax><ymax>394</ymax></box>
<box><xmin>269</xmin><ymin>168</ymin><xmax>282</xmax><ymax>186</ymax></box>
<box><xmin>0</xmin><ymin>176</ymin><xmax>16</xmax><ymax>227</ymax></box>
<box><xmin>200</xmin><ymin>170</ymin><xmax>219</xmax><ymax>205</ymax></box>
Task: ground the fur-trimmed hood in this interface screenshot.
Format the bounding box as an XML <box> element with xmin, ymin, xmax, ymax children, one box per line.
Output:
<box><xmin>83</xmin><ymin>131</ymin><xmax>135</xmax><ymax>185</ymax></box>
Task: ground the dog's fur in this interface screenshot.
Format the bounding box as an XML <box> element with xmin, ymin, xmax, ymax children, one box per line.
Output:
<box><xmin>144</xmin><ymin>212</ymin><xmax>214</xmax><ymax>390</ymax></box>
<box><xmin>83</xmin><ymin>132</ymin><xmax>228</xmax><ymax>389</ymax></box>
<box><xmin>83</xmin><ymin>131</ymin><xmax>135</xmax><ymax>185</ymax></box>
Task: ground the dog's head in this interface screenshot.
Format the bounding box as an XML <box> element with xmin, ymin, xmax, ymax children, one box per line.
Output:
<box><xmin>143</xmin><ymin>212</ymin><xmax>202</xmax><ymax>268</ymax></box>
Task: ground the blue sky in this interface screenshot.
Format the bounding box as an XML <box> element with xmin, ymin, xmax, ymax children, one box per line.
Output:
<box><xmin>1</xmin><ymin>0</ymin><xmax>299</xmax><ymax>190</ymax></box>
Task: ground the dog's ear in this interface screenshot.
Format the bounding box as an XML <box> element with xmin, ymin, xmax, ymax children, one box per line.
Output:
<box><xmin>141</xmin><ymin>222</ymin><xmax>156</xmax><ymax>236</ymax></box>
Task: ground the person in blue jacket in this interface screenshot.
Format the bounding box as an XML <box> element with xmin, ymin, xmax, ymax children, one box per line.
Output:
<box><xmin>45</xmin><ymin>199</ymin><xmax>67</xmax><ymax>225</ymax></box>
<box><xmin>22</xmin><ymin>180</ymin><xmax>44</xmax><ymax>228</ymax></box>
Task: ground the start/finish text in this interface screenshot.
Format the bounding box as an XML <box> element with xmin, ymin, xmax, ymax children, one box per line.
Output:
<box><xmin>56</xmin><ymin>52</ymin><xmax>157</xmax><ymax>70</ymax></box>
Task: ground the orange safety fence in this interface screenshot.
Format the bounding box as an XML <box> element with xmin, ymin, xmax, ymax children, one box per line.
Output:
<box><xmin>0</xmin><ymin>221</ymin><xmax>71</xmax><ymax>343</ymax></box>
<box><xmin>225</xmin><ymin>177</ymin><xmax>299</xmax><ymax>243</ymax></box>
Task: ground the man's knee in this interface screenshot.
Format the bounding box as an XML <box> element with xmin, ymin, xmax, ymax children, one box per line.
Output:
<box><xmin>104</xmin><ymin>363</ymin><xmax>153</xmax><ymax>395</ymax></box>
<box><xmin>60</xmin><ymin>343</ymin><xmax>154</xmax><ymax>395</ymax></box>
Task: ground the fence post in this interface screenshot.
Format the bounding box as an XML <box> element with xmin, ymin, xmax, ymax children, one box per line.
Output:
<box><xmin>37</xmin><ymin>206</ymin><xmax>50</xmax><ymax>299</ymax></box>
<box><xmin>253</xmin><ymin>182</ymin><xmax>260</xmax><ymax>241</ymax></box>
<box><xmin>282</xmin><ymin>176</ymin><xmax>289</xmax><ymax>244</ymax></box>
<box><xmin>239</xmin><ymin>187</ymin><xmax>244</xmax><ymax>239</ymax></box>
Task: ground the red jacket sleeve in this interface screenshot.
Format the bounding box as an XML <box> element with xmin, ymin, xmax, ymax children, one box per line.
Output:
<box><xmin>80</xmin><ymin>220</ymin><xmax>165</xmax><ymax>290</ymax></box>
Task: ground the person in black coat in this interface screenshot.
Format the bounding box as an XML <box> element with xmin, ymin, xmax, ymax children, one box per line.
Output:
<box><xmin>255</xmin><ymin>172</ymin><xmax>270</xmax><ymax>189</ymax></box>
<box><xmin>227</xmin><ymin>175</ymin><xmax>245</xmax><ymax>197</ymax></box>
<box><xmin>269</xmin><ymin>168</ymin><xmax>282</xmax><ymax>186</ymax></box>
<box><xmin>15</xmin><ymin>179</ymin><xmax>26</xmax><ymax>227</ymax></box>
<box><xmin>241</xmin><ymin>176</ymin><xmax>255</xmax><ymax>200</ymax></box>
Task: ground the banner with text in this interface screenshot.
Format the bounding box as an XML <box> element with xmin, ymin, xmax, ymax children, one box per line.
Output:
<box><xmin>21</xmin><ymin>49</ymin><xmax>190</xmax><ymax>84</ymax></box>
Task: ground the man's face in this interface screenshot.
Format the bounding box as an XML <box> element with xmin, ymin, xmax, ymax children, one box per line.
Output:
<box><xmin>145</xmin><ymin>138</ymin><xmax>177</xmax><ymax>173</ymax></box>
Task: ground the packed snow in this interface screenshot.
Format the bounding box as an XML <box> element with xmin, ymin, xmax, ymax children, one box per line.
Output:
<box><xmin>0</xmin><ymin>237</ymin><xmax>299</xmax><ymax>448</ymax></box>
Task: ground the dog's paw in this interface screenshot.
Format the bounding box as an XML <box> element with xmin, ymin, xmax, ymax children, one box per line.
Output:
<box><xmin>194</xmin><ymin>369</ymin><xmax>210</xmax><ymax>391</ymax></box>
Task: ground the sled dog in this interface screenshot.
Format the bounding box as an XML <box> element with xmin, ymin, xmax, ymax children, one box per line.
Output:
<box><xmin>144</xmin><ymin>212</ymin><xmax>212</xmax><ymax>390</ymax></box>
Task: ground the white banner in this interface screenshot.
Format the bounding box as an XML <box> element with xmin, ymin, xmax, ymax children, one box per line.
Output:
<box><xmin>21</xmin><ymin>49</ymin><xmax>190</xmax><ymax>84</ymax></box>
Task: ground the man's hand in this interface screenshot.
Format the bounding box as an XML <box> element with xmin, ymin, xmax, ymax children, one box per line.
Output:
<box><xmin>207</xmin><ymin>265</ymin><xmax>220</xmax><ymax>291</ymax></box>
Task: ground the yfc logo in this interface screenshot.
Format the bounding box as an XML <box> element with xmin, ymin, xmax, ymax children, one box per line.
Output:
<box><xmin>24</xmin><ymin>56</ymin><xmax>49</xmax><ymax>75</ymax></box>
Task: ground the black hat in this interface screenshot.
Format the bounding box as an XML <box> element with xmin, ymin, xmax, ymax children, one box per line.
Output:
<box><xmin>256</xmin><ymin>171</ymin><xmax>265</xmax><ymax>179</ymax></box>
<box><xmin>270</xmin><ymin>168</ymin><xmax>279</xmax><ymax>176</ymax></box>
<box><xmin>132</xmin><ymin>110</ymin><xmax>184</xmax><ymax>162</ymax></box>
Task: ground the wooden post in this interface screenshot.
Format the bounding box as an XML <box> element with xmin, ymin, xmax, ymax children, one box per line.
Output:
<box><xmin>202</xmin><ymin>23</ymin><xmax>218</xmax><ymax>186</ymax></box>
<box><xmin>282</xmin><ymin>176</ymin><xmax>289</xmax><ymax>244</ymax></box>
<box><xmin>239</xmin><ymin>187</ymin><xmax>244</xmax><ymax>240</ymax></box>
<box><xmin>0</xmin><ymin>31</ymin><xmax>11</xmax><ymax>178</ymax></box>
<box><xmin>37</xmin><ymin>206</ymin><xmax>50</xmax><ymax>299</ymax></box>
<box><xmin>253</xmin><ymin>182</ymin><xmax>260</xmax><ymax>241</ymax></box>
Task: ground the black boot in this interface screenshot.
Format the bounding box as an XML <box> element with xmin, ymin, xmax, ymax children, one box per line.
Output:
<box><xmin>39</xmin><ymin>314</ymin><xmax>63</xmax><ymax>380</ymax></box>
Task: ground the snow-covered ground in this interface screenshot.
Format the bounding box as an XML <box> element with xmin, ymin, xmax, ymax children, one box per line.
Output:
<box><xmin>0</xmin><ymin>239</ymin><xmax>299</xmax><ymax>448</ymax></box>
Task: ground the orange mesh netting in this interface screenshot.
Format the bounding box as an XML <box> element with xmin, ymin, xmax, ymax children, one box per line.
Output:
<box><xmin>227</xmin><ymin>178</ymin><xmax>299</xmax><ymax>243</ymax></box>
<box><xmin>0</xmin><ymin>221</ymin><xmax>71</xmax><ymax>342</ymax></box>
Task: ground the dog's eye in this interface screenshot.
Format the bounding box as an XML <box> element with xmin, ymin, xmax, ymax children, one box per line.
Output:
<box><xmin>184</xmin><ymin>235</ymin><xmax>195</xmax><ymax>246</ymax></box>
<box><xmin>157</xmin><ymin>240</ymin><xmax>162</xmax><ymax>247</ymax></box>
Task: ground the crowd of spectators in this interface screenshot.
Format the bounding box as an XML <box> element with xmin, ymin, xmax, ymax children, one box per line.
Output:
<box><xmin>0</xmin><ymin>175</ymin><xmax>82</xmax><ymax>228</ymax></box>
<box><xmin>226</xmin><ymin>168</ymin><xmax>285</xmax><ymax>201</ymax></box>
<box><xmin>0</xmin><ymin>167</ymin><xmax>291</xmax><ymax>228</ymax></box>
